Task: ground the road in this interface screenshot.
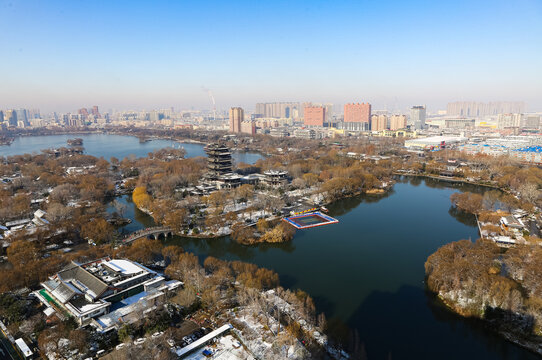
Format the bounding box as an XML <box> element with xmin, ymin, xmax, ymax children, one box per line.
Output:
<box><xmin>0</xmin><ymin>334</ymin><xmax>21</xmax><ymax>360</ymax></box>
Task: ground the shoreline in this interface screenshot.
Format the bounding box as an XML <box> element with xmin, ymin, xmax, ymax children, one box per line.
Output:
<box><xmin>434</xmin><ymin>292</ymin><xmax>542</xmax><ymax>356</ymax></box>
<box><xmin>394</xmin><ymin>172</ymin><xmax>502</xmax><ymax>190</ymax></box>
<box><xmin>0</xmin><ymin>129</ymin><xmax>268</xmax><ymax>158</ymax></box>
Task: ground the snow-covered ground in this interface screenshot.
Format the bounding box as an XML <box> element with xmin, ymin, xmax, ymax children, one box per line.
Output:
<box><xmin>181</xmin><ymin>335</ymin><xmax>254</xmax><ymax>360</ymax></box>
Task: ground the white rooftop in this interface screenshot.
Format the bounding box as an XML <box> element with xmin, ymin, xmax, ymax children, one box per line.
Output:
<box><xmin>105</xmin><ymin>259</ymin><xmax>145</xmax><ymax>275</ymax></box>
<box><xmin>15</xmin><ymin>338</ymin><xmax>33</xmax><ymax>357</ymax></box>
<box><xmin>406</xmin><ymin>136</ymin><xmax>467</xmax><ymax>145</ymax></box>
<box><xmin>176</xmin><ymin>324</ymin><xmax>233</xmax><ymax>358</ymax></box>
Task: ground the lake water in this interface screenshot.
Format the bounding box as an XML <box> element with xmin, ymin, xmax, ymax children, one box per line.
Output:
<box><xmin>0</xmin><ymin>133</ymin><xmax>263</xmax><ymax>164</ymax></box>
<box><xmin>110</xmin><ymin>177</ymin><xmax>538</xmax><ymax>359</ymax></box>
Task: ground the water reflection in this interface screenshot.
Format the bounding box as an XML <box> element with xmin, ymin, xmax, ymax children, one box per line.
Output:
<box><xmin>106</xmin><ymin>178</ymin><xmax>535</xmax><ymax>360</ymax></box>
<box><xmin>0</xmin><ymin>133</ymin><xmax>264</xmax><ymax>164</ymax></box>
<box><xmin>448</xmin><ymin>206</ymin><xmax>478</xmax><ymax>228</ymax></box>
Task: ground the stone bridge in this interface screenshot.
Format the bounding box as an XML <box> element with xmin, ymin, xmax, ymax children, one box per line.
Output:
<box><xmin>122</xmin><ymin>226</ymin><xmax>173</xmax><ymax>243</ymax></box>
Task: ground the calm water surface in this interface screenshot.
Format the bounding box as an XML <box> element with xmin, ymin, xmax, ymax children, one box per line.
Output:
<box><xmin>0</xmin><ymin>133</ymin><xmax>263</xmax><ymax>164</ymax></box>
<box><xmin>111</xmin><ymin>177</ymin><xmax>538</xmax><ymax>360</ymax></box>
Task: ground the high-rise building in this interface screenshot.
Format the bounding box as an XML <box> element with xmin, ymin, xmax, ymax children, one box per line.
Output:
<box><xmin>497</xmin><ymin>113</ymin><xmax>522</xmax><ymax>129</ymax></box>
<box><xmin>304</xmin><ymin>106</ymin><xmax>326</xmax><ymax>126</ymax></box>
<box><xmin>323</xmin><ymin>103</ymin><xmax>333</xmax><ymax>122</ymax></box>
<box><xmin>344</xmin><ymin>103</ymin><xmax>371</xmax><ymax>123</ymax></box>
<box><xmin>389</xmin><ymin>115</ymin><xmax>407</xmax><ymax>130</ymax></box>
<box><xmin>91</xmin><ymin>106</ymin><xmax>101</xmax><ymax>117</ymax></box>
<box><xmin>255</xmin><ymin>102</ymin><xmax>301</xmax><ymax>118</ymax></box>
<box><xmin>410</xmin><ymin>106</ymin><xmax>426</xmax><ymax>130</ymax></box>
<box><xmin>370</xmin><ymin>114</ymin><xmax>388</xmax><ymax>131</ymax></box>
<box><xmin>229</xmin><ymin>107</ymin><xmax>244</xmax><ymax>133</ymax></box>
<box><xmin>343</xmin><ymin>103</ymin><xmax>371</xmax><ymax>131</ymax></box>
<box><xmin>61</xmin><ymin>114</ymin><xmax>69</xmax><ymax>126</ymax></box>
<box><xmin>447</xmin><ymin>101</ymin><xmax>525</xmax><ymax>117</ymax></box>
<box><xmin>0</xmin><ymin>111</ymin><xmax>4</xmax><ymax>124</ymax></box>
<box><xmin>6</xmin><ymin>110</ymin><xmax>17</xmax><ymax>127</ymax></box>
<box><xmin>78</xmin><ymin>108</ymin><xmax>89</xmax><ymax>120</ymax></box>
<box><xmin>523</xmin><ymin>115</ymin><xmax>540</xmax><ymax>129</ymax></box>
<box><xmin>15</xmin><ymin>109</ymin><xmax>28</xmax><ymax>126</ymax></box>
<box><xmin>27</xmin><ymin>108</ymin><xmax>40</xmax><ymax>119</ymax></box>
<box><xmin>240</xmin><ymin>121</ymin><xmax>256</xmax><ymax>135</ymax></box>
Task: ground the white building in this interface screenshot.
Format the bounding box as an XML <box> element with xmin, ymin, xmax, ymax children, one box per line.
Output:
<box><xmin>37</xmin><ymin>258</ymin><xmax>181</xmax><ymax>327</ymax></box>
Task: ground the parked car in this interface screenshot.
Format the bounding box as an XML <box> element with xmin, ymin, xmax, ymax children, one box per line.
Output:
<box><xmin>133</xmin><ymin>338</ymin><xmax>145</xmax><ymax>346</ymax></box>
<box><xmin>151</xmin><ymin>331</ymin><xmax>164</xmax><ymax>339</ymax></box>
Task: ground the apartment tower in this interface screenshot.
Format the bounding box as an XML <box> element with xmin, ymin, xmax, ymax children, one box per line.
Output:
<box><xmin>229</xmin><ymin>107</ymin><xmax>244</xmax><ymax>133</ymax></box>
<box><xmin>304</xmin><ymin>106</ymin><xmax>326</xmax><ymax>126</ymax></box>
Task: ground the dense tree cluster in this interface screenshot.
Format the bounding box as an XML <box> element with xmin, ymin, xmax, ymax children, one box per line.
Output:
<box><xmin>426</xmin><ymin>239</ymin><xmax>542</xmax><ymax>337</ymax></box>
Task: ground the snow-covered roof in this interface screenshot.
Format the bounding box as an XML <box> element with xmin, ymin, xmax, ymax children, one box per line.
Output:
<box><xmin>15</xmin><ymin>338</ymin><xmax>33</xmax><ymax>357</ymax></box>
<box><xmin>175</xmin><ymin>324</ymin><xmax>233</xmax><ymax>358</ymax></box>
<box><xmin>34</xmin><ymin>209</ymin><xmax>46</xmax><ymax>218</ymax></box>
<box><xmin>104</xmin><ymin>259</ymin><xmax>145</xmax><ymax>275</ymax></box>
<box><xmin>43</xmin><ymin>307</ymin><xmax>55</xmax><ymax>317</ymax></box>
<box><xmin>494</xmin><ymin>236</ymin><xmax>517</xmax><ymax>244</ymax></box>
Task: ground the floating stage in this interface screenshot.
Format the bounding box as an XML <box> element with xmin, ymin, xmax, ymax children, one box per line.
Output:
<box><xmin>283</xmin><ymin>211</ymin><xmax>339</xmax><ymax>229</ymax></box>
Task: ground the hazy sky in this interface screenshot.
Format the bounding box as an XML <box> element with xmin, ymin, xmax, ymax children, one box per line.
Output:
<box><xmin>1</xmin><ymin>0</ymin><xmax>541</xmax><ymax>113</ymax></box>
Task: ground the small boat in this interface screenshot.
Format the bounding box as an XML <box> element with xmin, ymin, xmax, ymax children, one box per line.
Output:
<box><xmin>320</xmin><ymin>206</ymin><xmax>329</xmax><ymax>213</ymax></box>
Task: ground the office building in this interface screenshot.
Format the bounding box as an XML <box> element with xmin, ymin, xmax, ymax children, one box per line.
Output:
<box><xmin>304</xmin><ymin>106</ymin><xmax>326</xmax><ymax>126</ymax></box>
<box><xmin>0</xmin><ymin>110</ymin><xmax>4</xmax><ymax>124</ymax></box>
<box><xmin>389</xmin><ymin>115</ymin><xmax>407</xmax><ymax>130</ymax></box>
<box><xmin>371</xmin><ymin>114</ymin><xmax>388</xmax><ymax>131</ymax></box>
<box><xmin>229</xmin><ymin>107</ymin><xmax>244</xmax><ymax>133</ymax></box>
<box><xmin>447</xmin><ymin>101</ymin><xmax>525</xmax><ymax>117</ymax></box>
<box><xmin>411</xmin><ymin>106</ymin><xmax>426</xmax><ymax>130</ymax></box>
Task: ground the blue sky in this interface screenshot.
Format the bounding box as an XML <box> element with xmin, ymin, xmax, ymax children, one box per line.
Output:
<box><xmin>1</xmin><ymin>0</ymin><xmax>541</xmax><ymax>113</ymax></box>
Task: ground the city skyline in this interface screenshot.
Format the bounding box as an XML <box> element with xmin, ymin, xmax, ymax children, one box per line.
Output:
<box><xmin>1</xmin><ymin>0</ymin><xmax>541</xmax><ymax>112</ymax></box>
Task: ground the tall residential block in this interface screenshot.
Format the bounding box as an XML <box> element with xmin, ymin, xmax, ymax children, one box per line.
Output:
<box><xmin>15</xmin><ymin>109</ymin><xmax>28</xmax><ymax>126</ymax></box>
<box><xmin>342</xmin><ymin>103</ymin><xmax>371</xmax><ymax>131</ymax></box>
<box><xmin>523</xmin><ymin>115</ymin><xmax>540</xmax><ymax>129</ymax></box>
<box><xmin>255</xmin><ymin>102</ymin><xmax>301</xmax><ymax>118</ymax></box>
<box><xmin>91</xmin><ymin>106</ymin><xmax>101</xmax><ymax>117</ymax></box>
<box><xmin>6</xmin><ymin>110</ymin><xmax>17</xmax><ymax>126</ymax></box>
<box><xmin>497</xmin><ymin>113</ymin><xmax>522</xmax><ymax>129</ymax></box>
<box><xmin>389</xmin><ymin>115</ymin><xmax>407</xmax><ymax>130</ymax></box>
<box><xmin>240</xmin><ymin>121</ymin><xmax>256</xmax><ymax>135</ymax></box>
<box><xmin>371</xmin><ymin>114</ymin><xmax>388</xmax><ymax>131</ymax></box>
<box><xmin>344</xmin><ymin>103</ymin><xmax>371</xmax><ymax>124</ymax></box>
<box><xmin>410</xmin><ymin>106</ymin><xmax>426</xmax><ymax>130</ymax></box>
<box><xmin>304</xmin><ymin>106</ymin><xmax>326</xmax><ymax>126</ymax></box>
<box><xmin>229</xmin><ymin>107</ymin><xmax>244</xmax><ymax>133</ymax></box>
<box><xmin>447</xmin><ymin>101</ymin><xmax>525</xmax><ymax>117</ymax></box>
